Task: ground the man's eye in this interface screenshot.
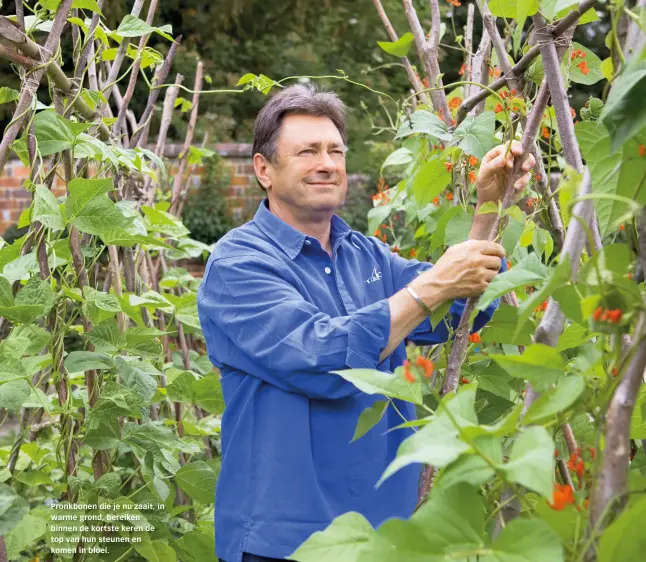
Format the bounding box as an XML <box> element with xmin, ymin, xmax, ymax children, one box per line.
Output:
<box><xmin>300</xmin><ymin>149</ymin><xmax>316</xmax><ymax>155</ymax></box>
<box><xmin>332</xmin><ymin>150</ymin><xmax>345</xmax><ymax>156</ymax></box>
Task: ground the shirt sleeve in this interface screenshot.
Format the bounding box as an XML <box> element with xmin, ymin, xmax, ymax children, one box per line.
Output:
<box><xmin>386</xmin><ymin>245</ymin><xmax>507</xmax><ymax>345</ymax></box>
<box><xmin>197</xmin><ymin>254</ymin><xmax>392</xmax><ymax>400</ymax></box>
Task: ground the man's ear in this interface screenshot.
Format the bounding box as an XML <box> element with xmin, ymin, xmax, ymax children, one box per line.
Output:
<box><xmin>253</xmin><ymin>153</ymin><xmax>273</xmax><ymax>190</ymax></box>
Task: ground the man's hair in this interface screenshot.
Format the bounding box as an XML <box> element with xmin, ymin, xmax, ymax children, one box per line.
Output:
<box><xmin>252</xmin><ymin>83</ymin><xmax>348</xmax><ymax>190</ymax></box>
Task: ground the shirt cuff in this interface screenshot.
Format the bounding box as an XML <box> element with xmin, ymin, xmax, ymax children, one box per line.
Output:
<box><xmin>346</xmin><ymin>298</ymin><xmax>391</xmax><ymax>369</ymax></box>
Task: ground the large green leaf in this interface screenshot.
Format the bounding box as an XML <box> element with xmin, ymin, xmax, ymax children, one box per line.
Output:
<box><xmin>64</xmin><ymin>351</ymin><xmax>115</xmax><ymax>373</ymax></box>
<box><xmin>477</xmin><ymin>253</ymin><xmax>548</xmax><ymax>310</ymax></box>
<box><xmin>0</xmin><ymin>483</ymin><xmax>28</xmax><ymax>534</ymax></box>
<box><xmin>377</xmin><ymin>32</ymin><xmax>414</xmax><ymax>57</ymax></box>
<box><xmin>599</xmin><ymin>56</ymin><xmax>646</xmax><ymax>152</ymax></box>
<box><xmin>331</xmin><ymin>368</ymin><xmax>423</xmax><ymax>405</ymax></box>
<box><xmin>522</xmin><ymin>376</ymin><xmax>585</xmax><ymax>425</ymax></box>
<box><xmin>378</xmin><ymin>386</ymin><xmax>478</xmax><ymax>484</ymax></box>
<box><xmin>175</xmin><ymin>461</ymin><xmax>218</xmax><ymax>504</ymax></box>
<box><xmin>291</xmin><ymin>512</ymin><xmax>374</xmax><ymax>562</ymax></box>
<box><xmin>33</xmin><ymin>110</ymin><xmax>75</xmax><ymax>156</ymax></box>
<box><xmin>489</xmin><ymin>344</ymin><xmax>566</xmax><ymax>391</ymax></box>
<box><xmin>568</xmin><ymin>42</ymin><xmax>604</xmax><ymax>86</ymax></box>
<box><xmin>193</xmin><ymin>374</ymin><xmax>225</xmax><ymax>414</ymax></box>
<box><xmin>0</xmin><ymin>87</ymin><xmax>19</xmax><ymax>104</ymax></box>
<box><xmin>451</xmin><ymin>111</ymin><xmax>496</xmax><ymax>159</ymax></box>
<box><xmin>598</xmin><ymin>495</ymin><xmax>646</xmax><ymax>562</ymax></box>
<box><xmin>116</xmin><ymin>14</ymin><xmax>174</xmax><ymax>41</ymax></box>
<box><xmin>502</xmin><ymin>426</ymin><xmax>554</xmax><ymax>498</ymax></box>
<box><xmin>576</xmin><ymin>121</ymin><xmax>646</xmax><ymax>236</ymax></box>
<box><xmin>489</xmin><ymin>0</ymin><xmax>539</xmax><ymax>19</ymax></box>
<box><xmin>0</xmin><ymin>276</ymin><xmax>55</xmax><ymax>324</ymax></box>
<box><xmin>395</xmin><ymin>110</ymin><xmax>452</xmax><ymax>141</ymax></box>
<box><xmin>481</xmin><ymin>304</ymin><xmax>533</xmax><ymax>346</ymax></box>
<box><xmin>0</xmin><ymin>380</ymin><xmax>31</xmax><ymax>411</ymax></box>
<box><xmin>488</xmin><ymin>518</ymin><xmax>565</xmax><ymax>562</ymax></box>
<box><xmin>115</xmin><ymin>357</ymin><xmax>159</xmax><ymax>404</ymax></box>
<box><xmin>4</xmin><ymin>513</ymin><xmax>46</xmax><ymax>560</ymax></box>
<box><xmin>32</xmin><ymin>184</ymin><xmax>65</xmax><ymax>231</ymax></box>
<box><xmin>412</xmin><ymin>158</ymin><xmax>450</xmax><ymax>207</ymax></box>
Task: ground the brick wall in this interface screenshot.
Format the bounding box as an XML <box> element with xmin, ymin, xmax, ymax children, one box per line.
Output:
<box><xmin>0</xmin><ymin>142</ymin><xmax>261</xmax><ymax>235</ymax></box>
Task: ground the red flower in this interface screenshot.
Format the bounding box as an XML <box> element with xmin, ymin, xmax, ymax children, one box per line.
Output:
<box><xmin>446</xmin><ymin>192</ymin><xmax>454</xmax><ymax>201</ymax></box>
<box><xmin>468</xmin><ymin>332</ymin><xmax>481</xmax><ymax>344</ymax></box>
<box><xmin>392</xmin><ymin>245</ymin><xmax>400</xmax><ymax>254</ymax></box>
<box><xmin>607</xmin><ymin>309</ymin><xmax>623</xmax><ymax>323</ymax></box>
<box><xmin>458</xmin><ymin>63</ymin><xmax>466</xmax><ymax>76</ymax></box>
<box><xmin>460</xmin><ymin>377</ymin><xmax>470</xmax><ymax>384</ymax></box>
<box><xmin>445</xmin><ymin>161</ymin><xmax>454</xmax><ymax>172</ymax></box>
<box><xmin>494</xmin><ymin>103</ymin><xmax>504</xmax><ymax>113</ymax></box>
<box><xmin>619</xmin><ymin>224</ymin><xmax>625</xmax><ymax>231</ymax></box>
<box><xmin>415</xmin><ymin>356</ymin><xmax>435</xmax><ymax>379</ymax></box>
<box><xmin>639</xmin><ymin>144</ymin><xmax>645</xmax><ymax>157</ymax></box>
<box><xmin>611</xmin><ymin>367</ymin><xmax>619</xmax><ymax>377</ymax></box>
<box><xmin>422</xmin><ymin>77</ymin><xmax>429</xmax><ymax>88</ymax></box>
<box><xmin>549</xmin><ymin>484</ymin><xmax>575</xmax><ymax>511</ymax></box>
<box><xmin>468</xmin><ymin>171</ymin><xmax>476</xmax><ymax>183</ymax></box>
<box><xmin>449</xmin><ymin>97</ymin><xmax>462</xmax><ymax>109</ymax></box>
<box><xmin>433</xmin><ymin>196</ymin><xmax>440</xmax><ymax>205</ymax></box>
<box><xmin>577</xmin><ymin>60</ymin><xmax>590</xmax><ymax>75</ymax></box>
<box><xmin>409</xmin><ymin>248</ymin><xmax>417</xmax><ymax>258</ymax></box>
<box><xmin>570</xmin><ymin>107</ymin><xmax>576</xmax><ymax>119</ymax></box>
<box><xmin>527</xmin><ymin>197</ymin><xmax>535</xmax><ymax>208</ymax></box>
<box><xmin>568</xmin><ymin>451</ymin><xmax>586</xmax><ymax>480</ymax></box>
<box><xmin>469</xmin><ymin>156</ymin><xmax>479</xmax><ymax>167</ymax></box>
<box><xmin>403</xmin><ymin>360</ymin><xmax>415</xmax><ymax>383</ymax></box>
<box><xmin>381</xmin><ymin>234</ymin><xmax>387</xmax><ymax>243</ymax></box>
<box><xmin>593</xmin><ymin>307</ymin><xmax>603</xmax><ymax>321</ymax></box>
<box><xmin>542</xmin><ymin>127</ymin><xmax>550</xmax><ymax>139</ymax></box>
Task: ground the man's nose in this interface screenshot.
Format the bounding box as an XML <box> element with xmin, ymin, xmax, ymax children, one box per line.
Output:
<box><xmin>317</xmin><ymin>150</ymin><xmax>337</xmax><ymax>172</ymax></box>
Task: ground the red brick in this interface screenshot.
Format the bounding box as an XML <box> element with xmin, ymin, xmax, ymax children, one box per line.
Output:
<box><xmin>231</xmin><ymin>176</ymin><xmax>248</xmax><ymax>186</ymax></box>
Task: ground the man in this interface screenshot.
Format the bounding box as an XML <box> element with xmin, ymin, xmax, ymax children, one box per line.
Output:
<box><xmin>197</xmin><ymin>84</ymin><xmax>535</xmax><ymax>562</ymax></box>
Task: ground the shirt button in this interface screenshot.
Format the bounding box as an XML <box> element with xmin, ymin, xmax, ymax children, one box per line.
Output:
<box><xmin>324</xmin><ymin>267</ymin><xmax>332</xmax><ymax>274</ymax></box>
<box><xmin>305</xmin><ymin>240</ymin><xmax>311</xmax><ymax>245</ymax></box>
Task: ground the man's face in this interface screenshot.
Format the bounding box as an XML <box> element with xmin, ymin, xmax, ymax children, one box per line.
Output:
<box><xmin>257</xmin><ymin>114</ymin><xmax>348</xmax><ymax>214</ymax></box>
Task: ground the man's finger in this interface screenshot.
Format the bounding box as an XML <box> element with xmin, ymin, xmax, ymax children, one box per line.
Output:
<box><xmin>482</xmin><ymin>255</ymin><xmax>503</xmax><ymax>270</ymax></box>
<box><xmin>521</xmin><ymin>154</ymin><xmax>536</xmax><ymax>172</ymax></box>
<box><xmin>476</xmin><ymin>241</ymin><xmax>506</xmax><ymax>257</ymax></box>
<box><xmin>514</xmin><ymin>172</ymin><xmax>531</xmax><ymax>190</ymax></box>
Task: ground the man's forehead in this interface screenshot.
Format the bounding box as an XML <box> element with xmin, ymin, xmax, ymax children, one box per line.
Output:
<box><xmin>279</xmin><ymin>115</ymin><xmax>344</xmax><ymax>145</ymax></box>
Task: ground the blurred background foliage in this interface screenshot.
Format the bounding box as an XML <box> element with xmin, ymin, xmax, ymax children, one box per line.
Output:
<box><xmin>0</xmin><ymin>0</ymin><xmax>612</xmax><ymax>234</ymax></box>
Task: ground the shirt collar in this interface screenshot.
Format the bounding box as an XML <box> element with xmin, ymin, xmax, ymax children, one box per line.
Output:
<box><xmin>253</xmin><ymin>197</ymin><xmax>353</xmax><ymax>260</ymax></box>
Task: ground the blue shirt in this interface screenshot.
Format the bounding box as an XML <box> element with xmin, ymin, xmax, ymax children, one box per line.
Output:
<box><xmin>197</xmin><ymin>198</ymin><xmax>501</xmax><ymax>562</ymax></box>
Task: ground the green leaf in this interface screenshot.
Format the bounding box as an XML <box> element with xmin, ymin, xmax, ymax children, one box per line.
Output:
<box><xmin>135</xmin><ymin>540</ymin><xmax>177</xmax><ymax>562</ymax></box>
<box><xmin>380</xmin><ymin>147</ymin><xmax>413</xmax><ymax>172</ymax></box>
<box><xmin>5</xmin><ymin>514</ymin><xmax>46</xmax><ymax>560</ymax></box>
<box><xmin>598</xmin><ymin>495</ymin><xmax>646</xmax><ymax>562</ymax></box>
<box><xmin>516</xmin><ymin>256</ymin><xmax>572</xmax><ymax>334</ymax></box>
<box><xmin>490</xmin><ymin>518</ymin><xmax>565</xmax><ymax>562</ymax></box>
<box><xmin>0</xmin><ymin>483</ymin><xmax>28</xmax><ymax>534</ymax></box>
<box><xmin>352</xmin><ymin>400</ymin><xmax>388</xmax><ymax>442</ymax></box>
<box><xmin>0</xmin><ymin>380</ymin><xmax>31</xmax><ymax>411</ymax></box>
<box><xmin>33</xmin><ymin>110</ymin><xmax>75</xmax><ymax>156</ymax></box>
<box><xmin>0</xmin><ymin>87</ymin><xmax>19</xmax><ymax>104</ymax></box>
<box><xmin>445</xmin><ymin>206</ymin><xmax>473</xmax><ymax>245</ymax></box>
<box><xmin>64</xmin><ymin>351</ymin><xmax>115</xmax><ymax>373</ymax></box>
<box><xmin>556</xmin><ymin>322</ymin><xmax>592</xmax><ymax>351</ymax></box>
<box><xmin>489</xmin><ymin>344</ymin><xmax>566</xmax><ymax>392</ymax></box>
<box><xmin>193</xmin><ymin>374</ymin><xmax>224</xmax><ymax>414</ymax></box>
<box><xmin>599</xmin><ymin>56</ymin><xmax>646</xmax><ymax>152</ymax></box>
<box><xmin>576</xmin><ymin>121</ymin><xmax>646</xmax><ymax>236</ymax></box>
<box><xmin>65</xmin><ymin>177</ymin><xmax>113</xmax><ymax>219</ymax></box>
<box><xmin>32</xmin><ymin>184</ymin><xmax>65</xmax><ymax>231</ymax></box>
<box><xmin>290</xmin><ymin>512</ymin><xmax>374</xmax><ymax>562</ymax></box>
<box><xmin>116</xmin><ymin>14</ymin><xmax>174</xmax><ymax>41</ymax></box>
<box><xmin>490</xmin><ymin>0</ymin><xmax>539</xmax><ymax>19</ymax></box>
<box><xmin>331</xmin><ymin>368</ymin><xmax>423</xmax><ymax>405</ymax></box>
<box><xmin>481</xmin><ymin>304</ymin><xmax>533</xmax><ymax>346</ymax></box>
<box><xmin>175</xmin><ymin>461</ymin><xmax>218</xmax><ymax>504</ymax></box>
<box><xmin>142</xmin><ymin>206</ymin><xmax>190</xmax><ymax>238</ymax></box>
<box><xmin>452</xmin><ymin>111</ymin><xmax>496</xmax><ymax>159</ymax></box>
<box><xmin>434</xmin><ymin>453</ymin><xmax>495</xmax><ymax>491</ymax></box>
<box><xmin>412</xmin><ymin>158</ymin><xmax>450</xmax><ymax>207</ymax></box>
<box><xmin>523</xmin><ymin>376</ymin><xmax>585</xmax><ymax>425</ymax></box>
<box><xmin>115</xmin><ymin>357</ymin><xmax>158</xmax><ymax>404</ymax></box>
<box><xmin>377</xmin><ymin>32</ymin><xmax>415</xmax><ymax>57</ymax></box>
<box><xmin>378</xmin><ymin>386</ymin><xmax>477</xmax><ymax>484</ymax></box>
<box><xmin>395</xmin><ymin>110</ymin><xmax>452</xmax><ymax>141</ymax></box>
<box><xmin>502</xmin><ymin>426</ymin><xmax>554</xmax><ymax>498</ymax></box>
<box><xmin>568</xmin><ymin>42</ymin><xmax>604</xmax><ymax>85</ymax></box>
<box><xmin>0</xmin><ymin>276</ymin><xmax>55</xmax><ymax>324</ymax></box>
<box><xmin>83</xmin><ymin>286</ymin><xmax>122</xmax><ymax>324</ymax></box>
<box><xmin>72</xmin><ymin>0</ymin><xmax>103</xmax><ymax>13</ymax></box>
<box><xmin>501</xmin><ymin>217</ymin><xmax>525</xmax><ymax>256</ymax></box>
<box><xmin>477</xmin><ymin>253</ymin><xmax>548</xmax><ymax>311</ymax></box>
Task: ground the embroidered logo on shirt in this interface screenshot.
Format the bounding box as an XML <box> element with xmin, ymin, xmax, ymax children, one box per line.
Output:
<box><xmin>365</xmin><ymin>267</ymin><xmax>383</xmax><ymax>284</ymax></box>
